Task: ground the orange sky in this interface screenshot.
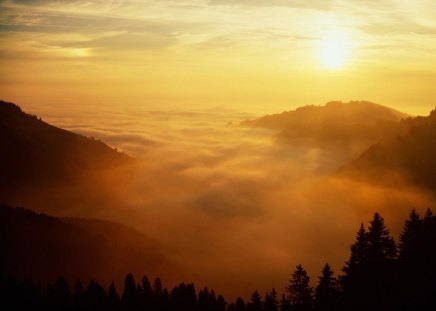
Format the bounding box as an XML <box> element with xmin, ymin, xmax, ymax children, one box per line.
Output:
<box><xmin>1</xmin><ymin>0</ymin><xmax>436</xmax><ymax>115</ymax></box>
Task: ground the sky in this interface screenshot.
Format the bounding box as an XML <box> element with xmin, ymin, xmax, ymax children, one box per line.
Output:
<box><xmin>2</xmin><ymin>1</ymin><xmax>436</xmax><ymax>298</ymax></box>
<box><xmin>1</xmin><ymin>0</ymin><xmax>436</xmax><ymax>115</ymax></box>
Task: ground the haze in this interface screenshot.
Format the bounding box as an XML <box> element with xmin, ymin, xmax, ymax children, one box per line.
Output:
<box><xmin>4</xmin><ymin>102</ymin><xmax>434</xmax><ymax>299</ymax></box>
<box><xmin>1</xmin><ymin>0</ymin><xmax>436</xmax><ymax>114</ymax></box>
<box><xmin>1</xmin><ymin>0</ymin><xmax>436</xmax><ymax>302</ymax></box>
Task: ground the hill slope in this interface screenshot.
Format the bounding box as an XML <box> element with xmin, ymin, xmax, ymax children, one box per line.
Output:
<box><xmin>0</xmin><ymin>100</ymin><xmax>129</xmax><ymax>189</ymax></box>
<box><xmin>243</xmin><ymin>101</ymin><xmax>408</xmax><ymax>129</ymax></box>
<box><xmin>339</xmin><ymin>108</ymin><xmax>436</xmax><ymax>190</ymax></box>
<box><xmin>242</xmin><ymin>101</ymin><xmax>411</xmax><ymax>172</ymax></box>
<box><xmin>0</xmin><ymin>205</ymin><xmax>172</xmax><ymax>285</ymax></box>
<box><xmin>0</xmin><ymin>100</ymin><xmax>135</xmax><ymax>216</ymax></box>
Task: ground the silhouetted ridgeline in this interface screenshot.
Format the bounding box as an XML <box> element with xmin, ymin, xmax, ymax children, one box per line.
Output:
<box><xmin>339</xmin><ymin>108</ymin><xmax>436</xmax><ymax>190</ymax></box>
<box><xmin>242</xmin><ymin>101</ymin><xmax>409</xmax><ymax>129</ymax></box>
<box><xmin>2</xmin><ymin>206</ymin><xmax>435</xmax><ymax>310</ymax></box>
<box><xmin>241</xmin><ymin>101</ymin><xmax>413</xmax><ymax>173</ymax></box>
<box><xmin>0</xmin><ymin>205</ymin><xmax>171</xmax><ymax>286</ymax></box>
<box><xmin>0</xmin><ymin>100</ymin><xmax>130</xmax><ymax>189</ymax></box>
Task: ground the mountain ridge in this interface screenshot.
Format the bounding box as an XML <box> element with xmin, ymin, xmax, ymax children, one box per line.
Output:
<box><xmin>0</xmin><ymin>100</ymin><xmax>130</xmax><ymax>189</ymax></box>
<box><xmin>338</xmin><ymin>108</ymin><xmax>436</xmax><ymax>191</ymax></box>
<box><xmin>0</xmin><ymin>205</ymin><xmax>172</xmax><ymax>285</ymax></box>
<box><xmin>242</xmin><ymin>101</ymin><xmax>409</xmax><ymax>129</ymax></box>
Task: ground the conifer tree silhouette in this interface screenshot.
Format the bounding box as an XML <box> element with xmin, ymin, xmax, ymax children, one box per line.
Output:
<box><xmin>264</xmin><ymin>288</ymin><xmax>278</xmax><ymax>311</ymax></box>
<box><xmin>247</xmin><ymin>290</ymin><xmax>263</xmax><ymax>311</ymax></box>
<box><xmin>108</xmin><ymin>281</ymin><xmax>120</xmax><ymax>311</ymax></box>
<box><xmin>367</xmin><ymin>213</ymin><xmax>397</xmax><ymax>260</ymax></box>
<box><xmin>286</xmin><ymin>265</ymin><xmax>313</xmax><ymax>311</ymax></box>
<box><xmin>279</xmin><ymin>294</ymin><xmax>291</xmax><ymax>311</ymax></box>
<box><xmin>314</xmin><ymin>263</ymin><xmax>338</xmax><ymax>311</ymax></box>
<box><xmin>399</xmin><ymin>209</ymin><xmax>421</xmax><ymax>260</ymax></box>
<box><xmin>343</xmin><ymin>223</ymin><xmax>368</xmax><ymax>275</ymax></box>
<box><xmin>122</xmin><ymin>273</ymin><xmax>139</xmax><ymax>311</ymax></box>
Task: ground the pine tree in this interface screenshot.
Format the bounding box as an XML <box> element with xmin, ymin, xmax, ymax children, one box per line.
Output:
<box><xmin>217</xmin><ymin>294</ymin><xmax>226</xmax><ymax>311</ymax></box>
<box><xmin>287</xmin><ymin>265</ymin><xmax>313</xmax><ymax>311</ymax></box>
<box><xmin>198</xmin><ymin>287</ymin><xmax>211</xmax><ymax>311</ymax></box>
<box><xmin>140</xmin><ymin>276</ymin><xmax>153</xmax><ymax>309</ymax></box>
<box><xmin>73</xmin><ymin>280</ymin><xmax>84</xmax><ymax>310</ymax></box>
<box><xmin>367</xmin><ymin>213</ymin><xmax>397</xmax><ymax>260</ymax></box>
<box><xmin>84</xmin><ymin>280</ymin><xmax>107</xmax><ymax>311</ymax></box>
<box><xmin>264</xmin><ymin>288</ymin><xmax>278</xmax><ymax>311</ymax></box>
<box><xmin>107</xmin><ymin>282</ymin><xmax>119</xmax><ymax>311</ymax></box>
<box><xmin>234</xmin><ymin>297</ymin><xmax>247</xmax><ymax>311</ymax></box>
<box><xmin>153</xmin><ymin>277</ymin><xmax>163</xmax><ymax>297</ymax></box>
<box><xmin>343</xmin><ymin>223</ymin><xmax>368</xmax><ymax>275</ymax></box>
<box><xmin>279</xmin><ymin>294</ymin><xmax>291</xmax><ymax>311</ymax></box>
<box><xmin>342</xmin><ymin>213</ymin><xmax>399</xmax><ymax>310</ymax></box>
<box><xmin>122</xmin><ymin>273</ymin><xmax>139</xmax><ymax>311</ymax></box>
<box><xmin>247</xmin><ymin>290</ymin><xmax>263</xmax><ymax>311</ymax></box>
<box><xmin>314</xmin><ymin>263</ymin><xmax>338</xmax><ymax>311</ymax></box>
<box><xmin>45</xmin><ymin>276</ymin><xmax>72</xmax><ymax>311</ymax></box>
<box><xmin>399</xmin><ymin>209</ymin><xmax>422</xmax><ymax>260</ymax></box>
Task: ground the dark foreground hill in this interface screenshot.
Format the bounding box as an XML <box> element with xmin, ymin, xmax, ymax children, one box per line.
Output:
<box><xmin>339</xmin><ymin>108</ymin><xmax>436</xmax><ymax>191</ymax></box>
<box><xmin>0</xmin><ymin>205</ymin><xmax>171</xmax><ymax>285</ymax></box>
<box><xmin>2</xmin><ymin>208</ymin><xmax>435</xmax><ymax>311</ymax></box>
<box><xmin>0</xmin><ymin>100</ymin><xmax>129</xmax><ymax>189</ymax></box>
<box><xmin>0</xmin><ymin>100</ymin><xmax>134</xmax><ymax>216</ymax></box>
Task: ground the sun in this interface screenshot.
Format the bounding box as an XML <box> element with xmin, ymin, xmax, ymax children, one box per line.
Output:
<box><xmin>319</xmin><ymin>33</ymin><xmax>351</xmax><ymax>70</ymax></box>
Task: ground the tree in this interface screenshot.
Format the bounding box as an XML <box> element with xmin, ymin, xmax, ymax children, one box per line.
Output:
<box><xmin>83</xmin><ymin>280</ymin><xmax>107</xmax><ymax>311</ymax></box>
<box><xmin>287</xmin><ymin>265</ymin><xmax>313</xmax><ymax>311</ymax></box>
<box><xmin>247</xmin><ymin>290</ymin><xmax>263</xmax><ymax>311</ymax></box>
<box><xmin>399</xmin><ymin>209</ymin><xmax>422</xmax><ymax>260</ymax></box>
<box><xmin>343</xmin><ymin>223</ymin><xmax>368</xmax><ymax>275</ymax></box>
<box><xmin>235</xmin><ymin>297</ymin><xmax>247</xmax><ymax>311</ymax></box>
<box><xmin>170</xmin><ymin>283</ymin><xmax>196</xmax><ymax>311</ymax></box>
<box><xmin>73</xmin><ymin>280</ymin><xmax>84</xmax><ymax>310</ymax></box>
<box><xmin>279</xmin><ymin>294</ymin><xmax>291</xmax><ymax>311</ymax></box>
<box><xmin>314</xmin><ymin>263</ymin><xmax>338</xmax><ymax>311</ymax></box>
<box><xmin>264</xmin><ymin>288</ymin><xmax>278</xmax><ymax>311</ymax></box>
<box><xmin>108</xmin><ymin>282</ymin><xmax>120</xmax><ymax>311</ymax></box>
<box><xmin>45</xmin><ymin>276</ymin><xmax>72</xmax><ymax>311</ymax></box>
<box><xmin>140</xmin><ymin>276</ymin><xmax>153</xmax><ymax>309</ymax></box>
<box><xmin>342</xmin><ymin>214</ymin><xmax>399</xmax><ymax>311</ymax></box>
<box><xmin>217</xmin><ymin>294</ymin><xmax>226</xmax><ymax>311</ymax></box>
<box><xmin>121</xmin><ymin>273</ymin><xmax>139</xmax><ymax>311</ymax></box>
<box><xmin>153</xmin><ymin>277</ymin><xmax>163</xmax><ymax>297</ymax></box>
<box><xmin>367</xmin><ymin>213</ymin><xmax>397</xmax><ymax>260</ymax></box>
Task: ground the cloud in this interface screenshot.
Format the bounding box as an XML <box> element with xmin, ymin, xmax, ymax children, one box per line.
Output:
<box><xmin>13</xmin><ymin>105</ymin><xmax>435</xmax><ymax>299</ymax></box>
<box><xmin>209</xmin><ymin>0</ymin><xmax>333</xmax><ymax>10</ymax></box>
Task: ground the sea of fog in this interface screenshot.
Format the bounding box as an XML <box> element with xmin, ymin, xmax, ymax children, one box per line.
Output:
<box><xmin>18</xmin><ymin>102</ymin><xmax>434</xmax><ymax>299</ymax></box>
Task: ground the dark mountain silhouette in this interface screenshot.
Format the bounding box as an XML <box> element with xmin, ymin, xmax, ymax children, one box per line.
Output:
<box><xmin>243</xmin><ymin>101</ymin><xmax>408</xmax><ymax>130</ymax></box>
<box><xmin>0</xmin><ymin>205</ymin><xmax>172</xmax><ymax>286</ymax></box>
<box><xmin>243</xmin><ymin>101</ymin><xmax>410</xmax><ymax>172</ymax></box>
<box><xmin>0</xmin><ymin>100</ymin><xmax>129</xmax><ymax>189</ymax></box>
<box><xmin>339</xmin><ymin>108</ymin><xmax>436</xmax><ymax>190</ymax></box>
<box><xmin>0</xmin><ymin>100</ymin><xmax>134</xmax><ymax>216</ymax></box>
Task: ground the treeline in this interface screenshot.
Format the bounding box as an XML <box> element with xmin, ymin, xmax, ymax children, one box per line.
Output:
<box><xmin>0</xmin><ymin>273</ymin><xmax>225</xmax><ymax>311</ymax></box>
<box><xmin>1</xmin><ymin>209</ymin><xmax>435</xmax><ymax>310</ymax></box>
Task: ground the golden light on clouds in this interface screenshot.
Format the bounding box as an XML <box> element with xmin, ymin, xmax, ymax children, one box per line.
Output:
<box><xmin>0</xmin><ymin>0</ymin><xmax>436</xmax><ymax>114</ymax></box>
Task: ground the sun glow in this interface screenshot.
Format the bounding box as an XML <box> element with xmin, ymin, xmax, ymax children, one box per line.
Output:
<box><xmin>319</xmin><ymin>33</ymin><xmax>351</xmax><ymax>70</ymax></box>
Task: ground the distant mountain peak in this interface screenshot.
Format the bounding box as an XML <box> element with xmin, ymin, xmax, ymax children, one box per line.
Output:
<box><xmin>0</xmin><ymin>100</ymin><xmax>22</xmax><ymax>112</ymax></box>
<box><xmin>243</xmin><ymin>100</ymin><xmax>409</xmax><ymax>129</ymax></box>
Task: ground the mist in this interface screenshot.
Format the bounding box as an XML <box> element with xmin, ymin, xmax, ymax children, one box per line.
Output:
<box><xmin>14</xmin><ymin>103</ymin><xmax>435</xmax><ymax>299</ymax></box>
